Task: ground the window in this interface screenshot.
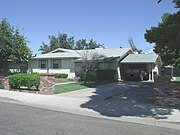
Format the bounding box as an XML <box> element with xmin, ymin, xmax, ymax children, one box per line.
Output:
<box><xmin>40</xmin><ymin>60</ymin><xmax>47</xmax><ymax>69</ymax></box>
<box><xmin>99</xmin><ymin>62</ymin><xmax>109</xmax><ymax>69</ymax></box>
<box><xmin>53</xmin><ymin>59</ymin><xmax>61</xmax><ymax>69</ymax></box>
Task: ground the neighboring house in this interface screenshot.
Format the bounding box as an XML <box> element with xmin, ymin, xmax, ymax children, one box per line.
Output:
<box><xmin>28</xmin><ymin>48</ymin><xmax>162</xmax><ymax>81</ymax></box>
<box><xmin>0</xmin><ymin>60</ymin><xmax>27</xmax><ymax>77</ymax></box>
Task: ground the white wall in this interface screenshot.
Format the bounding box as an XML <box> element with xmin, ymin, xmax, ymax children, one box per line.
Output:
<box><xmin>28</xmin><ymin>58</ymin><xmax>76</xmax><ymax>78</ymax></box>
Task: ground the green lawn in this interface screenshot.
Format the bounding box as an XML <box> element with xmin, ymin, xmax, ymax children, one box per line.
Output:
<box><xmin>54</xmin><ymin>83</ymin><xmax>88</xmax><ymax>94</ymax></box>
<box><xmin>54</xmin><ymin>79</ymin><xmax>70</xmax><ymax>84</ymax></box>
<box><xmin>175</xmin><ymin>77</ymin><xmax>180</xmax><ymax>83</ymax></box>
<box><xmin>54</xmin><ymin>82</ymin><xmax>107</xmax><ymax>94</ymax></box>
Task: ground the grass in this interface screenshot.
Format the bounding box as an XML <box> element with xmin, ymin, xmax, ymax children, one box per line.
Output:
<box><xmin>172</xmin><ymin>76</ymin><xmax>180</xmax><ymax>83</ymax></box>
<box><xmin>54</xmin><ymin>79</ymin><xmax>70</xmax><ymax>84</ymax></box>
<box><xmin>54</xmin><ymin>83</ymin><xmax>88</xmax><ymax>94</ymax></box>
<box><xmin>54</xmin><ymin>82</ymin><xmax>107</xmax><ymax>94</ymax></box>
<box><xmin>175</xmin><ymin>77</ymin><xmax>180</xmax><ymax>82</ymax></box>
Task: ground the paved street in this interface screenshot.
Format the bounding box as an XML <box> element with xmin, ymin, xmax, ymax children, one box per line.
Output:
<box><xmin>0</xmin><ymin>101</ymin><xmax>179</xmax><ymax>135</ymax></box>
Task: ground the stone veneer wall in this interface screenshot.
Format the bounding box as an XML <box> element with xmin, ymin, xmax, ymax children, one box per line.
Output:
<box><xmin>154</xmin><ymin>76</ymin><xmax>180</xmax><ymax>107</ymax></box>
<box><xmin>4</xmin><ymin>74</ymin><xmax>55</xmax><ymax>95</ymax></box>
<box><xmin>39</xmin><ymin>73</ymin><xmax>55</xmax><ymax>95</ymax></box>
<box><xmin>4</xmin><ymin>77</ymin><xmax>10</xmax><ymax>90</ymax></box>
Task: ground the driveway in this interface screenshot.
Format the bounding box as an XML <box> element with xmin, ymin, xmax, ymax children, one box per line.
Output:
<box><xmin>59</xmin><ymin>81</ymin><xmax>178</xmax><ymax>120</ymax></box>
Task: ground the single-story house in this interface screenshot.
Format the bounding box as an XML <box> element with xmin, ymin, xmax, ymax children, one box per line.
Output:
<box><xmin>28</xmin><ymin>48</ymin><xmax>162</xmax><ymax>81</ymax></box>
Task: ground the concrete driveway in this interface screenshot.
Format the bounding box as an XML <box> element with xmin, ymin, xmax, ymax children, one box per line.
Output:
<box><xmin>59</xmin><ymin>81</ymin><xmax>179</xmax><ymax>121</ymax></box>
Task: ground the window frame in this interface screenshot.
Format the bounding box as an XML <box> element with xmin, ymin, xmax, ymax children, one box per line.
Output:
<box><xmin>52</xmin><ymin>59</ymin><xmax>61</xmax><ymax>69</ymax></box>
<box><xmin>40</xmin><ymin>59</ymin><xmax>48</xmax><ymax>69</ymax></box>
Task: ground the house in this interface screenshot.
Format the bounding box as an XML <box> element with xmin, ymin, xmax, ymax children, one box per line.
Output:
<box><xmin>0</xmin><ymin>60</ymin><xmax>27</xmax><ymax>77</ymax></box>
<box><xmin>28</xmin><ymin>48</ymin><xmax>162</xmax><ymax>81</ymax></box>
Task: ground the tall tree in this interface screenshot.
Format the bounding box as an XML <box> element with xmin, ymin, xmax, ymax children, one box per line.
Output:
<box><xmin>75</xmin><ymin>39</ymin><xmax>104</xmax><ymax>50</ymax></box>
<box><xmin>75</xmin><ymin>51</ymin><xmax>105</xmax><ymax>84</ymax></box>
<box><xmin>144</xmin><ymin>11</ymin><xmax>180</xmax><ymax>67</ymax></box>
<box><xmin>0</xmin><ymin>19</ymin><xmax>31</xmax><ymax>76</ymax></box>
<box><xmin>39</xmin><ymin>33</ymin><xmax>74</xmax><ymax>54</ymax></box>
<box><xmin>128</xmin><ymin>37</ymin><xmax>142</xmax><ymax>54</ymax></box>
<box><xmin>158</xmin><ymin>0</ymin><xmax>180</xmax><ymax>8</ymax></box>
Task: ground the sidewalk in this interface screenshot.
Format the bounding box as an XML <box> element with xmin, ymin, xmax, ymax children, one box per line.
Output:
<box><xmin>0</xmin><ymin>87</ymin><xmax>180</xmax><ymax>130</ymax></box>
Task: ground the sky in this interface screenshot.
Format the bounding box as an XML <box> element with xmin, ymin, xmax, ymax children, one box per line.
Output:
<box><xmin>0</xmin><ymin>0</ymin><xmax>178</xmax><ymax>54</ymax></box>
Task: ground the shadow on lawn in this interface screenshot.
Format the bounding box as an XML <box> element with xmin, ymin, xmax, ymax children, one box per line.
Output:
<box><xmin>80</xmin><ymin>81</ymin><xmax>179</xmax><ymax>119</ymax></box>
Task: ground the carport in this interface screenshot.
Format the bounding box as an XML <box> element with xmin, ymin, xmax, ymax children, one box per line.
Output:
<box><xmin>119</xmin><ymin>53</ymin><xmax>162</xmax><ymax>81</ymax></box>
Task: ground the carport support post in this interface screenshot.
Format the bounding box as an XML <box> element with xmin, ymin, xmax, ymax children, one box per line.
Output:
<box><xmin>148</xmin><ymin>64</ymin><xmax>154</xmax><ymax>81</ymax></box>
<box><xmin>117</xmin><ymin>66</ymin><xmax>121</xmax><ymax>81</ymax></box>
<box><xmin>148</xmin><ymin>64</ymin><xmax>152</xmax><ymax>81</ymax></box>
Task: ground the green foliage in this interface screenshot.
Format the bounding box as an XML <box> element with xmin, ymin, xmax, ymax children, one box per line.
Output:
<box><xmin>39</xmin><ymin>33</ymin><xmax>74</xmax><ymax>54</ymax></box>
<box><xmin>76</xmin><ymin>70</ymin><xmax>96</xmax><ymax>82</ymax></box>
<box><xmin>158</xmin><ymin>0</ymin><xmax>180</xmax><ymax>8</ymax></box>
<box><xmin>96</xmin><ymin>69</ymin><xmax>116</xmax><ymax>82</ymax></box>
<box><xmin>55</xmin><ymin>73</ymin><xmax>68</xmax><ymax>78</ymax></box>
<box><xmin>0</xmin><ymin>19</ymin><xmax>31</xmax><ymax>76</ymax></box>
<box><xmin>39</xmin><ymin>32</ymin><xmax>104</xmax><ymax>54</ymax></box>
<box><xmin>9</xmin><ymin>73</ymin><xmax>40</xmax><ymax>90</ymax></box>
<box><xmin>144</xmin><ymin>11</ymin><xmax>180</xmax><ymax>67</ymax></box>
<box><xmin>75</xmin><ymin>39</ymin><xmax>104</xmax><ymax>50</ymax></box>
<box><xmin>76</xmin><ymin>71</ymin><xmax>86</xmax><ymax>81</ymax></box>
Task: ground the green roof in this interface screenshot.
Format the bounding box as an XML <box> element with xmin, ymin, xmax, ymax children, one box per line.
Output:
<box><xmin>120</xmin><ymin>53</ymin><xmax>159</xmax><ymax>63</ymax></box>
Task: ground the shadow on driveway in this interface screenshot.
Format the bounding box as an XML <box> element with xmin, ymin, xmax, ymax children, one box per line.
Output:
<box><xmin>80</xmin><ymin>82</ymin><xmax>179</xmax><ymax>119</ymax></box>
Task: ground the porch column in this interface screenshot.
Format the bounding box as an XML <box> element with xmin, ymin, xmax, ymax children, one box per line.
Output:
<box><xmin>117</xmin><ymin>66</ymin><xmax>121</xmax><ymax>81</ymax></box>
<box><xmin>148</xmin><ymin>64</ymin><xmax>152</xmax><ymax>81</ymax></box>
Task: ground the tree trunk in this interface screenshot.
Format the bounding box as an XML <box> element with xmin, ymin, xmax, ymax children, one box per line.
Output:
<box><xmin>3</xmin><ymin>61</ymin><xmax>9</xmax><ymax>77</ymax></box>
<box><xmin>0</xmin><ymin>60</ymin><xmax>9</xmax><ymax>77</ymax></box>
<box><xmin>84</xmin><ymin>71</ymin><xmax>87</xmax><ymax>84</ymax></box>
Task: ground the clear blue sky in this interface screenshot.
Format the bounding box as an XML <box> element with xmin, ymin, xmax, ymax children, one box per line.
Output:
<box><xmin>0</xmin><ymin>0</ymin><xmax>178</xmax><ymax>54</ymax></box>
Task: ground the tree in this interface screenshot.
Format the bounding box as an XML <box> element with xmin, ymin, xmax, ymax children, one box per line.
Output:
<box><xmin>75</xmin><ymin>39</ymin><xmax>104</xmax><ymax>50</ymax></box>
<box><xmin>158</xmin><ymin>0</ymin><xmax>180</xmax><ymax>8</ymax></box>
<box><xmin>128</xmin><ymin>37</ymin><xmax>143</xmax><ymax>54</ymax></box>
<box><xmin>144</xmin><ymin>11</ymin><xmax>180</xmax><ymax>67</ymax></box>
<box><xmin>75</xmin><ymin>51</ymin><xmax>105</xmax><ymax>84</ymax></box>
<box><xmin>0</xmin><ymin>19</ymin><xmax>31</xmax><ymax>76</ymax></box>
<box><xmin>39</xmin><ymin>33</ymin><xmax>74</xmax><ymax>54</ymax></box>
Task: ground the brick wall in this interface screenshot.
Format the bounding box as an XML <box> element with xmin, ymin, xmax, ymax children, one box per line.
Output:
<box><xmin>4</xmin><ymin>77</ymin><xmax>10</xmax><ymax>90</ymax></box>
<box><xmin>154</xmin><ymin>76</ymin><xmax>180</xmax><ymax>107</ymax></box>
<box><xmin>39</xmin><ymin>73</ymin><xmax>55</xmax><ymax>95</ymax></box>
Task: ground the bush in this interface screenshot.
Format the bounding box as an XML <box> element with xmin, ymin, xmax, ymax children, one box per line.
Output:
<box><xmin>55</xmin><ymin>73</ymin><xmax>68</xmax><ymax>78</ymax></box>
<box><xmin>9</xmin><ymin>73</ymin><xmax>40</xmax><ymax>90</ymax></box>
<box><xmin>76</xmin><ymin>70</ymin><xmax>97</xmax><ymax>82</ymax></box>
<box><xmin>96</xmin><ymin>69</ymin><xmax>116</xmax><ymax>82</ymax></box>
<box><xmin>76</xmin><ymin>71</ymin><xmax>85</xmax><ymax>81</ymax></box>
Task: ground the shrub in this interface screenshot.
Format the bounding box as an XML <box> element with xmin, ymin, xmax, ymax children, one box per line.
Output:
<box><xmin>9</xmin><ymin>73</ymin><xmax>40</xmax><ymax>90</ymax></box>
<box><xmin>76</xmin><ymin>70</ymin><xmax>97</xmax><ymax>82</ymax></box>
<box><xmin>76</xmin><ymin>71</ymin><xmax>85</xmax><ymax>81</ymax></box>
<box><xmin>55</xmin><ymin>73</ymin><xmax>68</xmax><ymax>78</ymax></box>
<box><xmin>96</xmin><ymin>69</ymin><xmax>116</xmax><ymax>82</ymax></box>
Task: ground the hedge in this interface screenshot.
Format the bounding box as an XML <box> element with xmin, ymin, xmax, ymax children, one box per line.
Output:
<box><xmin>76</xmin><ymin>69</ymin><xmax>116</xmax><ymax>82</ymax></box>
<box><xmin>96</xmin><ymin>69</ymin><xmax>116</xmax><ymax>82</ymax></box>
<box><xmin>55</xmin><ymin>73</ymin><xmax>68</xmax><ymax>78</ymax></box>
<box><xmin>9</xmin><ymin>73</ymin><xmax>40</xmax><ymax>90</ymax></box>
<box><xmin>76</xmin><ymin>70</ymin><xmax>96</xmax><ymax>82</ymax></box>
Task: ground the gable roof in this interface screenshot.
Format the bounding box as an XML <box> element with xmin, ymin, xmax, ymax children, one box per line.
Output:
<box><xmin>32</xmin><ymin>48</ymin><xmax>132</xmax><ymax>59</ymax></box>
<box><xmin>120</xmin><ymin>53</ymin><xmax>160</xmax><ymax>63</ymax></box>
